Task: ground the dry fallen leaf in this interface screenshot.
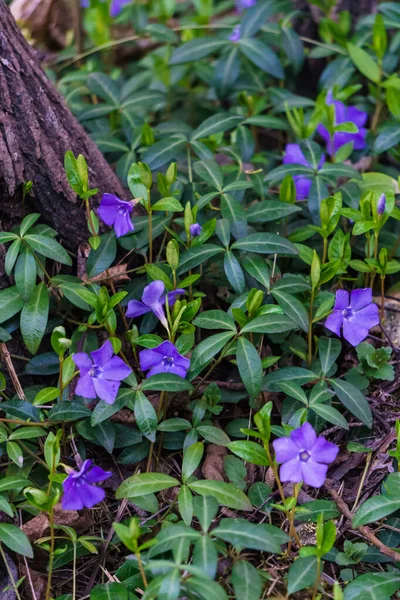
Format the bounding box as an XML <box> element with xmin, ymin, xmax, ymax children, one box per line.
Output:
<box><xmin>22</xmin><ymin>504</ymin><xmax>93</xmax><ymax>541</ymax></box>
<box><xmin>10</xmin><ymin>0</ymin><xmax>71</xmax><ymax>47</ymax></box>
<box><xmin>21</xmin><ymin>564</ymin><xmax>47</xmax><ymax>600</ymax></box>
<box><xmin>202</xmin><ymin>444</ymin><xmax>227</xmax><ymax>481</ymax></box>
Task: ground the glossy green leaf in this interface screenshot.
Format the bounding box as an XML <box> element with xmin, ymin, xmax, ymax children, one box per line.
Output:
<box><xmin>20</xmin><ymin>283</ymin><xmax>49</xmax><ymax>354</ymax></box>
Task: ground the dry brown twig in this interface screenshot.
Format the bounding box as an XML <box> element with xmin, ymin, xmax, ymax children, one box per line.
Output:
<box><xmin>0</xmin><ymin>342</ymin><xmax>26</xmax><ymax>400</ymax></box>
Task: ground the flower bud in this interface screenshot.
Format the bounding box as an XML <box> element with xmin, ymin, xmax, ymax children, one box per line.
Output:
<box><xmin>377</xmin><ymin>193</ymin><xmax>386</xmax><ymax>215</ymax></box>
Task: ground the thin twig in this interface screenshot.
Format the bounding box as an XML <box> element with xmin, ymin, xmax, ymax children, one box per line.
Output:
<box><xmin>0</xmin><ymin>342</ymin><xmax>26</xmax><ymax>399</ymax></box>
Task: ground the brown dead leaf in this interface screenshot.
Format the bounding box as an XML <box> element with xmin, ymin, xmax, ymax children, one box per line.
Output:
<box><xmin>202</xmin><ymin>444</ymin><xmax>227</xmax><ymax>481</ymax></box>
<box><xmin>77</xmin><ymin>243</ymin><xmax>91</xmax><ymax>281</ymax></box>
<box><xmin>22</xmin><ymin>504</ymin><xmax>93</xmax><ymax>541</ymax></box>
<box><xmin>88</xmin><ymin>263</ymin><xmax>130</xmax><ymax>286</ymax></box>
<box><xmin>21</xmin><ymin>565</ymin><xmax>47</xmax><ymax>600</ymax></box>
<box><xmin>10</xmin><ymin>0</ymin><xmax>71</xmax><ymax>48</ymax></box>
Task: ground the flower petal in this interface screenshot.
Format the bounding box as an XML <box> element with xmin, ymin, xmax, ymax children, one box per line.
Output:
<box><xmin>342</xmin><ymin>319</ymin><xmax>369</xmax><ymax>347</ymax></box>
<box><xmin>93</xmin><ymin>378</ymin><xmax>120</xmax><ymax>404</ymax></box>
<box><xmin>97</xmin><ymin>194</ymin><xmax>120</xmax><ymax>226</ymax></box>
<box><xmin>280</xmin><ymin>457</ymin><xmax>302</xmax><ymax>483</ymax></box>
<box><xmin>334</xmin><ymin>290</ymin><xmax>349</xmax><ymax>310</ymax></box>
<box><xmin>62</xmin><ymin>479</ymin><xmax>84</xmax><ymax>510</ymax></box>
<box><xmin>155</xmin><ymin>340</ymin><xmax>177</xmax><ymax>358</ymax></box>
<box><xmin>126</xmin><ymin>300</ymin><xmax>150</xmax><ymax>319</ymax></box>
<box><xmin>273</xmin><ymin>437</ymin><xmax>299</xmax><ymax>463</ymax></box>
<box><xmin>347</xmin><ymin>105</ymin><xmax>368</xmax><ymax>128</ymax></box>
<box><xmin>114</xmin><ymin>211</ymin><xmax>134</xmax><ymax>238</ymax></box>
<box><xmin>325</xmin><ymin>311</ymin><xmax>343</xmax><ymax>337</ymax></box>
<box><xmin>166</xmin><ymin>288</ymin><xmax>186</xmax><ymax>306</ymax></box>
<box><xmin>80</xmin><ymin>482</ymin><xmax>106</xmax><ymax>508</ymax></box>
<box><xmin>293</xmin><ymin>176</ymin><xmax>312</xmax><ymax>200</ymax></box>
<box><xmin>290</xmin><ymin>422</ymin><xmax>317</xmax><ymax>451</ymax></box>
<box><xmin>310</xmin><ymin>436</ymin><xmax>339</xmax><ymax>464</ymax></box>
<box><xmin>72</xmin><ymin>352</ymin><xmax>92</xmax><ymax>373</ymax></box>
<box><xmin>283</xmin><ymin>144</ymin><xmax>309</xmax><ymax>167</ymax></box>
<box><xmin>170</xmin><ymin>364</ymin><xmax>189</xmax><ymax>378</ymax></box>
<box><xmin>139</xmin><ymin>348</ymin><xmax>162</xmax><ymax>372</ymax></box>
<box><xmin>302</xmin><ymin>459</ymin><xmax>328</xmax><ymax>488</ymax></box>
<box><xmin>91</xmin><ymin>340</ymin><xmax>114</xmax><ymax>367</ymax></box>
<box><xmin>354</xmin><ymin>303</ymin><xmax>379</xmax><ymax>330</ymax></box>
<box><xmin>76</xmin><ymin>374</ymin><xmax>96</xmax><ymax>399</ymax></box>
<box><xmin>101</xmin><ymin>356</ymin><xmax>132</xmax><ymax>381</ymax></box>
<box><xmin>85</xmin><ymin>466</ymin><xmax>112</xmax><ymax>483</ymax></box>
<box><xmin>350</xmin><ymin>288</ymin><xmax>372</xmax><ymax>311</ymax></box>
<box><xmin>142</xmin><ymin>280</ymin><xmax>165</xmax><ymax>308</ymax></box>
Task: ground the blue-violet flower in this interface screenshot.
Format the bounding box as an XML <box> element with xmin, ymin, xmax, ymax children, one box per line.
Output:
<box><xmin>190</xmin><ymin>223</ymin><xmax>202</xmax><ymax>237</ymax></box>
<box><xmin>98</xmin><ymin>194</ymin><xmax>134</xmax><ymax>238</ymax></box>
<box><xmin>62</xmin><ymin>459</ymin><xmax>111</xmax><ymax>510</ymax></box>
<box><xmin>139</xmin><ymin>340</ymin><xmax>190</xmax><ymax>378</ymax></box>
<box><xmin>317</xmin><ymin>95</ymin><xmax>367</xmax><ymax>156</ymax></box>
<box><xmin>377</xmin><ymin>193</ymin><xmax>386</xmax><ymax>215</ymax></box>
<box><xmin>325</xmin><ymin>288</ymin><xmax>379</xmax><ymax>347</ymax></box>
<box><xmin>73</xmin><ymin>340</ymin><xmax>132</xmax><ymax>404</ymax></box>
<box><xmin>229</xmin><ymin>25</ymin><xmax>241</xmax><ymax>42</ymax></box>
<box><xmin>283</xmin><ymin>143</ymin><xmax>325</xmax><ymax>200</ymax></box>
<box><xmin>126</xmin><ymin>280</ymin><xmax>185</xmax><ymax>329</ymax></box>
<box><xmin>273</xmin><ymin>422</ymin><xmax>339</xmax><ymax>488</ymax></box>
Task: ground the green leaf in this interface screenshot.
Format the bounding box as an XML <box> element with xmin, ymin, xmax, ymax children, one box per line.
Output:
<box><xmin>57</xmin><ymin>280</ymin><xmax>98</xmax><ymax>311</ymax></box>
<box><xmin>193</xmin><ymin>310</ymin><xmax>236</xmax><ymax>332</ymax></box>
<box><xmin>310</xmin><ymin>403</ymin><xmax>349</xmax><ymax>429</ymax></box>
<box><xmin>241</xmin><ymin>254</ymin><xmax>270</xmax><ymax>290</ymax></box>
<box><xmin>231</xmin><ymin>233</ymin><xmax>298</xmax><ymax>255</ymax></box>
<box><xmin>134</xmin><ymin>391</ymin><xmax>157</xmax><ymax>442</ymax></box>
<box><xmin>374</xmin><ymin>124</ymin><xmax>400</xmax><ymax>153</ymax></box>
<box><xmin>170</xmin><ymin>38</ymin><xmax>228</xmax><ymax>64</ymax></box>
<box><xmin>182</xmin><ymin>442</ymin><xmax>204</xmax><ymax>483</ymax></box>
<box><xmin>93</xmin><ymin>421</ymin><xmax>115</xmax><ymax>454</ymax></box>
<box><xmin>193</xmin><ymin>535</ymin><xmax>217</xmax><ymax>579</ymax></box>
<box><xmin>238</xmin><ymin>38</ymin><xmax>284</xmax><ymax>79</ymax></box>
<box><xmin>188</xmin><ymin>480</ymin><xmax>252</xmax><ymax>511</ymax></box>
<box><xmin>178</xmin><ymin>485</ymin><xmax>193</xmax><ymax>526</ymax></box>
<box><xmin>20</xmin><ymin>283</ymin><xmax>49</xmax><ymax>354</ymax></box>
<box><xmin>86</xmin><ymin>232</ymin><xmax>117</xmax><ymax>278</ymax></box>
<box><xmin>90</xmin><ymin>582</ymin><xmax>131</xmax><ymax>600</ymax></box>
<box><xmin>271</xmin><ymin>289</ymin><xmax>309</xmax><ymax>333</ymax></box>
<box><xmin>231</xmin><ymin>560</ymin><xmax>262</xmax><ymax>600</ymax></box>
<box><xmin>0</xmin><ymin>401</ymin><xmax>40</xmax><ymax>421</ymax></box>
<box><xmin>0</xmin><ymin>232</ymin><xmax>19</xmax><ymax>243</ymax></box>
<box><xmin>191</xmin><ymin>113</ymin><xmax>243</xmax><ymax>141</ymax></box>
<box><xmin>241</xmin><ymin>1</ymin><xmax>279</xmax><ymax>37</ymax></box>
<box><xmin>87</xmin><ymin>72</ymin><xmax>121</xmax><ymax>106</ymax></box>
<box><xmin>277</xmin><ymin>381</ymin><xmax>308</xmax><ymax>405</ymax></box>
<box><xmin>329</xmin><ymin>378</ymin><xmax>372</xmax><ymax>428</ymax></box>
<box><xmin>15</xmin><ymin>247</ymin><xmax>37</xmax><ymax>302</ymax></box>
<box><xmin>185</xmin><ymin>578</ymin><xmax>228</xmax><ymax>600</ymax></box>
<box><xmin>241</xmin><ymin>313</ymin><xmax>296</xmax><ymax>334</ymax></box>
<box><xmin>189</xmin><ymin>330</ymin><xmax>235</xmax><ymax>372</ymax></box>
<box><xmin>347</xmin><ymin>43</ymin><xmax>381</xmax><ymax>83</ymax></box>
<box><xmin>0</xmin><ymin>475</ymin><xmax>31</xmax><ymax>493</ymax></box>
<box><xmin>142</xmin><ymin>137</ymin><xmax>187</xmax><ymax>170</ymax></box>
<box><xmin>295</xmin><ymin>500</ymin><xmax>340</xmax><ymax>522</ymax></box>
<box><xmin>9</xmin><ymin>426</ymin><xmax>47</xmax><ymax>440</ymax></box>
<box><xmin>0</xmin><ymin>495</ymin><xmax>14</xmax><ymax>518</ymax></box>
<box><xmin>213</xmin><ymin>518</ymin><xmax>288</xmax><ymax>552</ymax></box>
<box><xmin>343</xmin><ymin>572</ymin><xmax>400</xmax><ymax>600</ymax></box>
<box><xmin>247</xmin><ymin>200</ymin><xmax>301</xmax><ymax>223</ymax></box>
<box><xmin>7</xmin><ymin>441</ymin><xmax>24</xmax><ymax>468</ymax></box>
<box><xmin>287</xmin><ymin>556</ymin><xmax>318</xmax><ymax>594</ymax></box>
<box><xmin>224</xmin><ymin>251</ymin><xmax>246</xmax><ymax>294</ymax></box>
<box><xmin>196</xmin><ymin>425</ymin><xmax>231</xmax><ymax>446</ymax></box>
<box><xmin>319</xmin><ymin>337</ymin><xmax>342</xmax><ymax>374</ymax></box>
<box><xmin>236</xmin><ymin>337</ymin><xmax>263</xmax><ymax>398</ymax></box>
<box><xmin>0</xmin><ymin>286</ymin><xmax>24</xmax><ymax>324</ymax></box>
<box><xmin>353</xmin><ymin>494</ymin><xmax>400</xmax><ymax>527</ymax></box>
<box><xmin>47</xmin><ymin>402</ymin><xmax>92</xmax><ymax>422</ymax></box>
<box><xmin>24</xmin><ymin>234</ymin><xmax>72</xmax><ymax>266</ymax></box>
<box><xmin>5</xmin><ymin>238</ymin><xmax>21</xmax><ymax>275</ymax></box>
<box><xmin>0</xmin><ymin>523</ymin><xmax>33</xmax><ymax>558</ymax></box>
<box><xmin>116</xmin><ymin>473</ymin><xmax>180</xmax><ymax>498</ymax></box>
<box><xmin>193</xmin><ymin>160</ymin><xmax>223</xmax><ymax>190</ymax></box>
<box><xmin>141</xmin><ymin>373</ymin><xmax>193</xmax><ymax>392</ymax></box>
<box><xmin>227</xmin><ymin>441</ymin><xmax>269</xmax><ymax>466</ymax></box>
<box><xmin>152</xmin><ymin>197</ymin><xmax>184</xmax><ymax>212</ymax></box>
<box><xmin>177</xmin><ymin>245</ymin><xmax>225</xmax><ymax>275</ymax></box>
<box><xmin>263</xmin><ymin>367</ymin><xmax>317</xmax><ymax>391</ymax></box>
<box><xmin>319</xmin><ymin>163</ymin><xmax>363</xmax><ymax>180</ymax></box>
<box><xmin>266</xmin><ymin>163</ymin><xmax>314</xmax><ymax>184</ymax></box>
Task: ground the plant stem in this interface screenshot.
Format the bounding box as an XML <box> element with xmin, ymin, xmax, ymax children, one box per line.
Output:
<box><xmin>146</xmin><ymin>391</ymin><xmax>165</xmax><ymax>472</ymax></box>
<box><xmin>72</xmin><ymin>542</ymin><xmax>77</xmax><ymax>600</ymax></box>
<box><xmin>380</xmin><ymin>276</ymin><xmax>385</xmax><ymax>322</ymax></box>
<box><xmin>322</xmin><ymin>237</ymin><xmax>327</xmax><ymax>265</ymax></box>
<box><xmin>45</xmin><ymin>508</ymin><xmax>55</xmax><ymax>600</ymax></box>
<box><xmin>311</xmin><ymin>557</ymin><xmax>321</xmax><ymax>600</ymax></box>
<box><xmin>148</xmin><ymin>203</ymin><xmax>153</xmax><ymax>264</ymax></box>
<box><xmin>0</xmin><ymin>543</ymin><xmax>22</xmax><ymax>600</ymax></box>
<box><xmin>307</xmin><ymin>290</ymin><xmax>315</xmax><ymax>367</ymax></box>
<box><xmin>265</xmin><ymin>445</ymin><xmax>285</xmax><ymax>504</ymax></box>
<box><xmin>288</xmin><ymin>482</ymin><xmax>302</xmax><ymax>553</ymax></box>
<box><xmin>136</xmin><ymin>551</ymin><xmax>148</xmax><ymax>587</ymax></box>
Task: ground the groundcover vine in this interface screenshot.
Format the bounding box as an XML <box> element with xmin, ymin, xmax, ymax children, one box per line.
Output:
<box><xmin>1</xmin><ymin>0</ymin><xmax>400</xmax><ymax>598</ymax></box>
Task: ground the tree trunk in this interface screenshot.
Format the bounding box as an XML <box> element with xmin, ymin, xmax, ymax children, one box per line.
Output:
<box><xmin>0</xmin><ymin>0</ymin><xmax>126</xmax><ymax>249</ymax></box>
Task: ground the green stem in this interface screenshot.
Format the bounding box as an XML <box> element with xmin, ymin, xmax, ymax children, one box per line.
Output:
<box><xmin>72</xmin><ymin>542</ymin><xmax>77</xmax><ymax>600</ymax></box>
<box><xmin>0</xmin><ymin>543</ymin><xmax>23</xmax><ymax>600</ymax></box>
<box><xmin>311</xmin><ymin>557</ymin><xmax>321</xmax><ymax>600</ymax></box>
<box><xmin>265</xmin><ymin>444</ymin><xmax>285</xmax><ymax>504</ymax></box>
<box><xmin>322</xmin><ymin>237</ymin><xmax>328</xmax><ymax>265</ymax></box>
<box><xmin>307</xmin><ymin>290</ymin><xmax>315</xmax><ymax>367</ymax></box>
<box><xmin>288</xmin><ymin>482</ymin><xmax>302</xmax><ymax>552</ymax></box>
<box><xmin>380</xmin><ymin>276</ymin><xmax>385</xmax><ymax>322</ymax></box>
<box><xmin>45</xmin><ymin>509</ymin><xmax>55</xmax><ymax>600</ymax></box>
<box><xmin>148</xmin><ymin>204</ymin><xmax>153</xmax><ymax>264</ymax></box>
<box><xmin>370</xmin><ymin>231</ymin><xmax>379</xmax><ymax>288</ymax></box>
<box><xmin>136</xmin><ymin>550</ymin><xmax>148</xmax><ymax>587</ymax></box>
<box><xmin>187</xmin><ymin>146</ymin><xmax>193</xmax><ymax>184</ymax></box>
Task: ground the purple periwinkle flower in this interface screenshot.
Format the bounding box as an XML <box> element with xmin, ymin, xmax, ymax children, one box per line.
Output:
<box><xmin>98</xmin><ymin>194</ymin><xmax>134</xmax><ymax>238</ymax></box>
<box><xmin>230</xmin><ymin>25</ymin><xmax>241</xmax><ymax>43</ymax></box>
<box><xmin>317</xmin><ymin>96</ymin><xmax>368</xmax><ymax>156</ymax></box>
<box><xmin>325</xmin><ymin>288</ymin><xmax>379</xmax><ymax>347</ymax></box>
<box><xmin>62</xmin><ymin>459</ymin><xmax>111</xmax><ymax>510</ymax></box>
<box><xmin>81</xmin><ymin>0</ymin><xmax>90</xmax><ymax>7</ymax></box>
<box><xmin>283</xmin><ymin>144</ymin><xmax>325</xmax><ymax>200</ymax></box>
<box><xmin>110</xmin><ymin>0</ymin><xmax>131</xmax><ymax>17</ymax></box>
<box><xmin>139</xmin><ymin>340</ymin><xmax>190</xmax><ymax>378</ymax></box>
<box><xmin>73</xmin><ymin>340</ymin><xmax>132</xmax><ymax>404</ymax></box>
<box><xmin>377</xmin><ymin>193</ymin><xmax>386</xmax><ymax>215</ymax></box>
<box><xmin>236</xmin><ymin>0</ymin><xmax>257</xmax><ymax>10</ymax></box>
<box><xmin>190</xmin><ymin>223</ymin><xmax>202</xmax><ymax>237</ymax></box>
<box><xmin>273</xmin><ymin>422</ymin><xmax>339</xmax><ymax>488</ymax></box>
<box><xmin>126</xmin><ymin>281</ymin><xmax>185</xmax><ymax>329</ymax></box>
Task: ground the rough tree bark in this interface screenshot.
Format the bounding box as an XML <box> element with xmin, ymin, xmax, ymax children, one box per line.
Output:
<box><xmin>0</xmin><ymin>0</ymin><xmax>126</xmax><ymax>249</ymax></box>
